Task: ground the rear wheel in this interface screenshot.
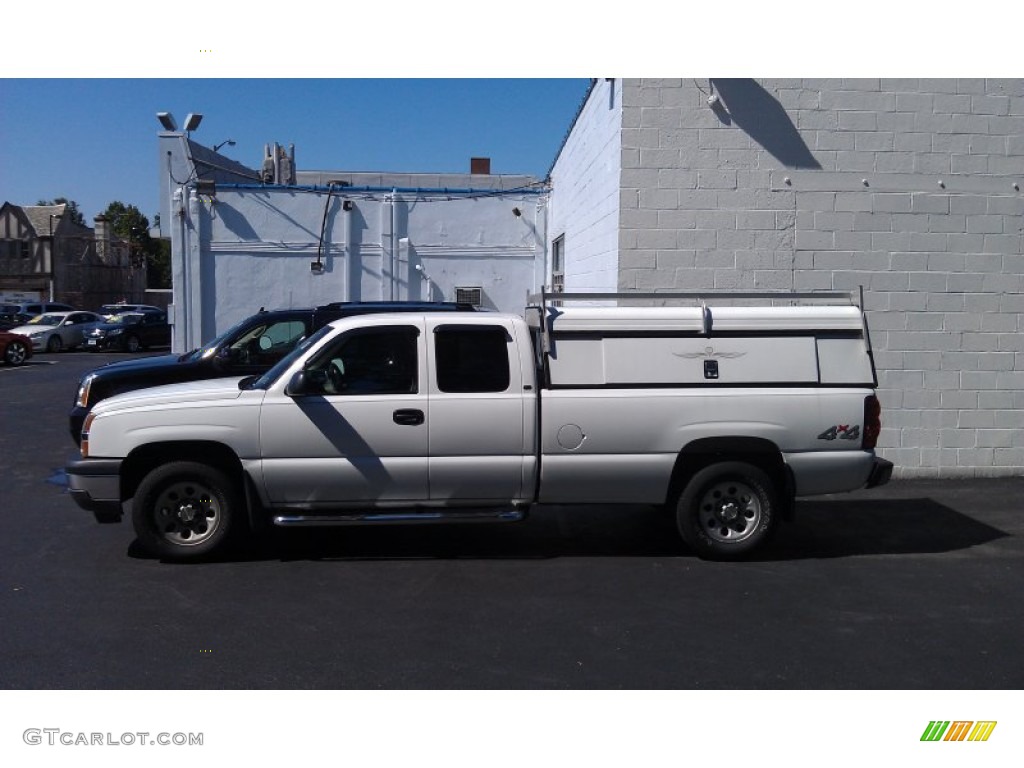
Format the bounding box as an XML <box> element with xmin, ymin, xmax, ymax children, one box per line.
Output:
<box><xmin>132</xmin><ymin>462</ymin><xmax>237</xmax><ymax>560</ymax></box>
<box><xmin>675</xmin><ymin>462</ymin><xmax>777</xmax><ymax>560</ymax></box>
<box><xmin>4</xmin><ymin>340</ymin><xmax>28</xmax><ymax>366</ymax></box>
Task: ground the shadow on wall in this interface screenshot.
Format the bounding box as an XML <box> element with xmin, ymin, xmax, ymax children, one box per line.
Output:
<box><xmin>710</xmin><ymin>79</ymin><xmax>821</xmax><ymax>170</ymax></box>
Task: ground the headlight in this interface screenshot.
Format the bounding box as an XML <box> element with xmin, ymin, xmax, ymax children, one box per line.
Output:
<box><xmin>76</xmin><ymin>374</ymin><xmax>96</xmax><ymax>407</ymax></box>
<box><xmin>28</xmin><ymin>332</ymin><xmax>42</xmax><ymax>340</ymax></box>
<box><xmin>108</xmin><ymin>329</ymin><xmax>123</xmax><ymax>336</ymax></box>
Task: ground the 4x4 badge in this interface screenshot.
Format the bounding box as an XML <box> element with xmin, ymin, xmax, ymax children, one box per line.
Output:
<box><xmin>818</xmin><ymin>424</ymin><xmax>860</xmax><ymax>441</ymax></box>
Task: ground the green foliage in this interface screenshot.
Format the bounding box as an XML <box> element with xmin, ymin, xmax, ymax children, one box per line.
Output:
<box><xmin>102</xmin><ymin>201</ymin><xmax>171</xmax><ymax>289</ymax></box>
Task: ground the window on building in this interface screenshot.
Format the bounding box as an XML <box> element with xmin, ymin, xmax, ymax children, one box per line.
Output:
<box><xmin>20</xmin><ymin>240</ymin><xmax>31</xmax><ymax>259</ymax></box>
<box><xmin>434</xmin><ymin>325</ymin><xmax>511</xmax><ymax>393</ymax></box>
<box><xmin>551</xmin><ymin>235</ymin><xmax>565</xmax><ymax>294</ymax></box>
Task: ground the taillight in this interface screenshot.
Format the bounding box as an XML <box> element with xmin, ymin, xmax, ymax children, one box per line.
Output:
<box><xmin>863</xmin><ymin>395</ymin><xmax>881</xmax><ymax>450</ymax></box>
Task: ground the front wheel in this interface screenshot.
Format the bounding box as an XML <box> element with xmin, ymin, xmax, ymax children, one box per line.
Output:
<box><xmin>132</xmin><ymin>462</ymin><xmax>237</xmax><ymax>560</ymax></box>
<box><xmin>46</xmin><ymin>335</ymin><xmax>63</xmax><ymax>353</ymax></box>
<box><xmin>124</xmin><ymin>334</ymin><xmax>141</xmax><ymax>353</ymax></box>
<box><xmin>675</xmin><ymin>462</ymin><xmax>777</xmax><ymax>560</ymax></box>
<box><xmin>4</xmin><ymin>340</ymin><xmax>28</xmax><ymax>366</ymax></box>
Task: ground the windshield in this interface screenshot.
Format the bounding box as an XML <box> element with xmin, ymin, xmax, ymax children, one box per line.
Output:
<box><xmin>180</xmin><ymin>316</ymin><xmax>257</xmax><ymax>362</ymax></box>
<box><xmin>28</xmin><ymin>314</ymin><xmax>64</xmax><ymax>325</ymax></box>
<box><xmin>245</xmin><ymin>325</ymin><xmax>334</xmax><ymax>390</ymax></box>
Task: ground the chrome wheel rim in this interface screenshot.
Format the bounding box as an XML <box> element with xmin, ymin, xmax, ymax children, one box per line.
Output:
<box><xmin>6</xmin><ymin>342</ymin><xmax>26</xmax><ymax>364</ymax></box>
<box><xmin>698</xmin><ymin>480</ymin><xmax>763</xmax><ymax>544</ymax></box>
<box><xmin>152</xmin><ymin>480</ymin><xmax>221</xmax><ymax>547</ymax></box>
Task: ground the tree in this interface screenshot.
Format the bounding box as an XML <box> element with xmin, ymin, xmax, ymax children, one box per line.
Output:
<box><xmin>36</xmin><ymin>197</ymin><xmax>86</xmax><ymax>226</ymax></box>
<box><xmin>101</xmin><ymin>201</ymin><xmax>170</xmax><ymax>289</ymax></box>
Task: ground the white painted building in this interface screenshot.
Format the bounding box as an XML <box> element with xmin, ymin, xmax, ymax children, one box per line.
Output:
<box><xmin>158</xmin><ymin>135</ymin><xmax>545</xmax><ymax>353</ymax></box>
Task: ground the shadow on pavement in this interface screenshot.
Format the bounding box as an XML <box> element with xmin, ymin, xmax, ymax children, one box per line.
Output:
<box><xmin>128</xmin><ymin>496</ymin><xmax>1009</xmax><ymax>564</ymax></box>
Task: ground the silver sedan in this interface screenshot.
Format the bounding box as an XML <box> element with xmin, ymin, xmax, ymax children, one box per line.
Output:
<box><xmin>10</xmin><ymin>311</ymin><xmax>103</xmax><ymax>352</ymax></box>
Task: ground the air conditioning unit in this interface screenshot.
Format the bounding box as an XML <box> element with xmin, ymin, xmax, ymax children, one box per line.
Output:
<box><xmin>455</xmin><ymin>286</ymin><xmax>483</xmax><ymax>307</ymax></box>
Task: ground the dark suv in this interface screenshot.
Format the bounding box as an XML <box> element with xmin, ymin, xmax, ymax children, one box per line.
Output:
<box><xmin>70</xmin><ymin>301</ymin><xmax>476</xmax><ymax>444</ymax></box>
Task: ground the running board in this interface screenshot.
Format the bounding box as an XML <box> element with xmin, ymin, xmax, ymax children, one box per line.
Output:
<box><xmin>272</xmin><ymin>508</ymin><xmax>527</xmax><ymax>527</ymax></box>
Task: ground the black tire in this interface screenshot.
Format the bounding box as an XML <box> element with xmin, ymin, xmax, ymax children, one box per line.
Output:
<box><xmin>125</xmin><ymin>334</ymin><xmax>141</xmax><ymax>353</ymax></box>
<box><xmin>4</xmin><ymin>340</ymin><xmax>28</xmax><ymax>366</ymax></box>
<box><xmin>46</xmin><ymin>335</ymin><xmax>63</xmax><ymax>353</ymax></box>
<box><xmin>132</xmin><ymin>462</ymin><xmax>237</xmax><ymax>560</ymax></box>
<box><xmin>675</xmin><ymin>461</ymin><xmax>777</xmax><ymax>560</ymax></box>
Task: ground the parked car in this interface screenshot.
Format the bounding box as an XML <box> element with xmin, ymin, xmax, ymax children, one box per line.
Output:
<box><xmin>1</xmin><ymin>328</ymin><xmax>33</xmax><ymax>366</ymax></box>
<box><xmin>10</xmin><ymin>310</ymin><xmax>102</xmax><ymax>352</ymax></box>
<box><xmin>0</xmin><ymin>301</ymin><xmax>75</xmax><ymax>326</ymax></box>
<box><xmin>97</xmin><ymin>303</ymin><xmax>164</xmax><ymax>319</ymax></box>
<box><xmin>86</xmin><ymin>311</ymin><xmax>171</xmax><ymax>352</ymax></box>
<box><xmin>69</xmin><ymin>301</ymin><xmax>477</xmax><ymax>444</ymax></box>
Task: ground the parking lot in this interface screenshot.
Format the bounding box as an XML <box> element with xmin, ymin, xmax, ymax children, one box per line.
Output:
<box><xmin>1</xmin><ymin>350</ymin><xmax>1023</xmax><ymax>689</ymax></box>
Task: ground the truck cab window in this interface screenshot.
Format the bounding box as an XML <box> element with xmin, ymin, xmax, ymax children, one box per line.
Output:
<box><xmin>307</xmin><ymin>327</ymin><xmax>419</xmax><ymax>396</ymax></box>
<box><xmin>435</xmin><ymin>326</ymin><xmax>510</xmax><ymax>393</ymax></box>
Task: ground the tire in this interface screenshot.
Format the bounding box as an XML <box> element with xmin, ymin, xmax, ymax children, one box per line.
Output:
<box><xmin>132</xmin><ymin>462</ymin><xmax>237</xmax><ymax>560</ymax></box>
<box><xmin>46</xmin><ymin>335</ymin><xmax>63</xmax><ymax>353</ymax></box>
<box><xmin>125</xmin><ymin>334</ymin><xmax>141</xmax><ymax>353</ymax></box>
<box><xmin>4</xmin><ymin>340</ymin><xmax>28</xmax><ymax>366</ymax></box>
<box><xmin>675</xmin><ymin>461</ymin><xmax>777</xmax><ymax>560</ymax></box>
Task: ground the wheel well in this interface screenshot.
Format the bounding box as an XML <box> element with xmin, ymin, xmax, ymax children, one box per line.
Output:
<box><xmin>666</xmin><ymin>437</ymin><xmax>795</xmax><ymax>518</ymax></box>
<box><xmin>121</xmin><ymin>442</ymin><xmax>244</xmax><ymax>501</ymax></box>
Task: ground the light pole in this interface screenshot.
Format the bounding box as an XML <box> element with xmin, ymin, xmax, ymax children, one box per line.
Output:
<box><xmin>48</xmin><ymin>213</ymin><xmax>62</xmax><ymax>301</ymax></box>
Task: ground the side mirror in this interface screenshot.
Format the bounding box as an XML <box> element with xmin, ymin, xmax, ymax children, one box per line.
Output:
<box><xmin>285</xmin><ymin>369</ymin><xmax>327</xmax><ymax>397</ymax></box>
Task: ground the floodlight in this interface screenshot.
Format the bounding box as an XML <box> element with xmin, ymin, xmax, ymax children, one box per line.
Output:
<box><xmin>157</xmin><ymin>112</ymin><xmax>178</xmax><ymax>131</ymax></box>
<box><xmin>183</xmin><ymin>113</ymin><xmax>204</xmax><ymax>132</ymax></box>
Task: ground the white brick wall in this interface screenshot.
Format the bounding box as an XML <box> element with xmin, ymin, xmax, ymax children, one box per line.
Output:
<box><xmin>547</xmin><ymin>79</ymin><xmax>622</xmax><ymax>292</ymax></box>
<box><xmin>615</xmin><ymin>78</ymin><xmax>1024</xmax><ymax>477</ymax></box>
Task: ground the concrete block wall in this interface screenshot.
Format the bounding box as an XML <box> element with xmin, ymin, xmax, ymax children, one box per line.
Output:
<box><xmin>618</xmin><ymin>78</ymin><xmax>1024</xmax><ymax>477</ymax></box>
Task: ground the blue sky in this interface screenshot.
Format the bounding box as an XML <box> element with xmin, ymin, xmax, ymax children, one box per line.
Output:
<box><xmin>0</xmin><ymin>79</ymin><xmax>592</xmax><ymax>226</ymax></box>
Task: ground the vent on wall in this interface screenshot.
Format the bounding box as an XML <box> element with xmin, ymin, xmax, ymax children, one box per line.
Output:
<box><xmin>455</xmin><ymin>286</ymin><xmax>483</xmax><ymax>307</ymax></box>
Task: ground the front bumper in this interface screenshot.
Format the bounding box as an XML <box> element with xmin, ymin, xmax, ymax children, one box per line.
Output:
<box><xmin>66</xmin><ymin>458</ymin><xmax>123</xmax><ymax>523</ymax></box>
<box><xmin>85</xmin><ymin>336</ymin><xmax>120</xmax><ymax>350</ymax></box>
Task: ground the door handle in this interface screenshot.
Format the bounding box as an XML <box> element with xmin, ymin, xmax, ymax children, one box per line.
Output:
<box><xmin>393</xmin><ymin>409</ymin><xmax>425</xmax><ymax>426</ymax></box>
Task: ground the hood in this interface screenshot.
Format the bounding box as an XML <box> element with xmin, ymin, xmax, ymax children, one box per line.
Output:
<box><xmin>86</xmin><ymin>352</ymin><xmax>185</xmax><ymax>376</ymax></box>
<box><xmin>11</xmin><ymin>323</ymin><xmax>57</xmax><ymax>334</ymax></box>
<box><xmin>93</xmin><ymin>377</ymin><xmax>248</xmax><ymax>414</ymax></box>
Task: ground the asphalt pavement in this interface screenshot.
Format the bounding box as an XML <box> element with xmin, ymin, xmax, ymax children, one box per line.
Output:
<box><xmin>1</xmin><ymin>350</ymin><xmax>1022</xmax><ymax>689</ymax></box>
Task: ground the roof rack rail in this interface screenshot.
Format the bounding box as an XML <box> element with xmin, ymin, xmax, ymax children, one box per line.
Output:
<box><xmin>524</xmin><ymin>287</ymin><xmax>869</xmax><ymax>357</ymax></box>
<box><xmin>526</xmin><ymin>288</ymin><xmax>860</xmax><ymax>306</ymax></box>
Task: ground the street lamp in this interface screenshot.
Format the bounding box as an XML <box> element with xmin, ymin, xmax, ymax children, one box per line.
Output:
<box><xmin>213</xmin><ymin>139</ymin><xmax>235</xmax><ymax>152</ymax></box>
<box><xmin>48</xmin><ymin>213</ymin><xmax>62</xmax><ymax>301</ymax></box>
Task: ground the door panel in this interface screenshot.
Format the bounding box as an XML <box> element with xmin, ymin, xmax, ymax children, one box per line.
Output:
<box><xmin>259</xmin><ymin>324</ymin><xmax>428</xmax><ymax>506</ymax></box>
<box><xmin>426</xmin><ymin>321</ymin><xmax>528</xmax><ymax>502</ymax></box>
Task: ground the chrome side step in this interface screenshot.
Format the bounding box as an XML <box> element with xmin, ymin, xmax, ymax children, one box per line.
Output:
<box><xmin>272</xmin><ymin>508</ymin><xmax>527</xmax><ymax>527</ymax></box>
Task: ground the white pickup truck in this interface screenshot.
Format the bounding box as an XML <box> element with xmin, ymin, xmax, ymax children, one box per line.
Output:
<box><xmin>66</xmin><ymin>291</ymin><xmax>892</xmax><ymax>561</ymax></box>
